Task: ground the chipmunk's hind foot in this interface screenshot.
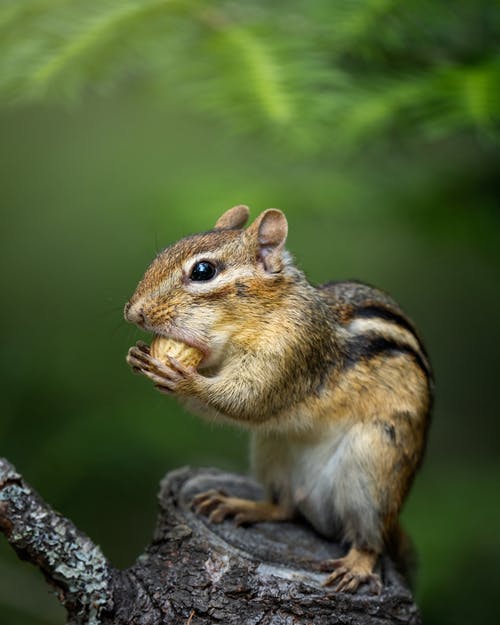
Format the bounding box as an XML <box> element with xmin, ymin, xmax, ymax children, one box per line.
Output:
<box><xmin>321</xmin><ymin>547</ymin><xmax>382</xmax><ymax>594</ymax></box>
<box><xmin>192</xmin><ymin>490</ymin><xmax>291</xmax><ymax>526</ymax></box>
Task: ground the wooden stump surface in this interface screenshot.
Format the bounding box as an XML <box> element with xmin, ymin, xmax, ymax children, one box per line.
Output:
<box><xmin>117</xmin><ymin>466</ymin><xmax>421</xmax><ymax>625</ymax></box>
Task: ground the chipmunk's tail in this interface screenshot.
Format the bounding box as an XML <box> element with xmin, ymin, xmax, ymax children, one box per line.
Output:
<box><xmin>387</xmin><ymin>523</ymin><xmax>418</xmax><ymax>588</ymax></box>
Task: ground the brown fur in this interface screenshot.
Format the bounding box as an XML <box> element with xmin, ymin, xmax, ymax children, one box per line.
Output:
<box><xmin>125</xmin><ymin>206</ymin><xmax>432</xmax><ymax>593</ymax></box>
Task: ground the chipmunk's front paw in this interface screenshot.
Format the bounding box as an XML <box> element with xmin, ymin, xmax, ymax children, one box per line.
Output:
<box><xmin>126</xmin><ymin>341</ymin><xmax>199</xmax><ymax>395</ymax></box>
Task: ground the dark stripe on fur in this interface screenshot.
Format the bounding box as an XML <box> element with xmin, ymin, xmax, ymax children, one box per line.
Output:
<box><xmin>345</xmin><ymin>335</ymin><xmax>430</xmax><ymax>379</ymax></box>
<box><xmin>353</xmin><ymin>305</ymin><xmax>423</xmax><ymax>347</ymax></box>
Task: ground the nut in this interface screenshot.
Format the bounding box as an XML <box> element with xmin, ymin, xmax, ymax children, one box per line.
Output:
<box><xmin>150</xmin><ymin>336</ymin><xmax>203</xmax><ymax>368</ymax></box>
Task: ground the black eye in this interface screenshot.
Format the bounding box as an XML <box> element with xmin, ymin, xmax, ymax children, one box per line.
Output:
<box><xmin>190</xmin><ymin>261</ymin><xmax>217</xmax><ymax>281</ymax></box>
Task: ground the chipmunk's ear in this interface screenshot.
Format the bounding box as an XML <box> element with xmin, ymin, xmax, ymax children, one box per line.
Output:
<box><xmin>214</xmin><ymin>205</ymin><xmax>250</xmax><ymax>230</ymax></box>
<box><xmin>248</xmin><ymin>209</ymin><xmax>288</xmax><ymax>273</ymax></box>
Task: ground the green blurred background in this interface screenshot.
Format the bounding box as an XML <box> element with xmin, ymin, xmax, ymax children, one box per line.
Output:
<box><xmin>0</xmin><ymin>1</ymin><xmax>499</xmax><ymax>624</ymax></box>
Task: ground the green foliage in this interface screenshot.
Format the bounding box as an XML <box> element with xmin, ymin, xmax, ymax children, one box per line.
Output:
<box><xmin>1</xmin><ymin>0</ymin><xmax>499</xmax><ymax>150</ymax></box>
<box><xmin>0</xmin><ymin>3</ymin><xmax>499</xmax><ymax>625</ymax></box>
<box><xmin>1</xmin><ymin>94</ymin><xmax>499</xmax><ymax>624</ymax></box>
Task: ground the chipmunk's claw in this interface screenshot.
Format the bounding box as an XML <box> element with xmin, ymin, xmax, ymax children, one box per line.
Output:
<box><xmin>192</xmin><ymin>490</ymin><xmax>229</xmax><ymax>517</ymax></box>
<box><xmin>323</xmin><ymin>567</ymin><xmax>381</xmax><ymax>594</ymax></box>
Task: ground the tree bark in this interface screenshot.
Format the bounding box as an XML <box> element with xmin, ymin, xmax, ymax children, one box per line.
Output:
<box><xmin>0</xmin><ymin>458</ymin><xmax>421</xmax><ymax>624</ymax></box>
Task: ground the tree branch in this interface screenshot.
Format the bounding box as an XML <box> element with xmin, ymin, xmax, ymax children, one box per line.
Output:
<box><xmin>0</xmin><ymin>458</ymin><xmax>111</xmax><ymax>624</ymax></box>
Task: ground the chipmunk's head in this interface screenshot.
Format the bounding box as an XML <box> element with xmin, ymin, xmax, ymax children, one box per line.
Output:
<box><xmin>124</xmin><ymin>205</ymin><xmax>295</xmax><ymax>367</ymax></box>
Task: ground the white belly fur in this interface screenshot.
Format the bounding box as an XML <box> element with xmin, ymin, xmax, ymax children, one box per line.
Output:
<box><xmin>251</xmin><ymin>421</ymin><xmax>382</xmax><ymax>549</ymax></box>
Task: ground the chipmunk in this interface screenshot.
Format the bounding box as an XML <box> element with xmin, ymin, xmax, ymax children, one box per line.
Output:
<box><xmin>125</xmin><ymin>205</ymin><xmax>432</xmax><ymax>594</ymax></box>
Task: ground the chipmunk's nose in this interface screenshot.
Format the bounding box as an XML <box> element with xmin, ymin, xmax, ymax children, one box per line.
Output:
<box><xmin>124</xmin><ymin>301</ymin><xmax>146</xmax><ymax>327</ymax></box>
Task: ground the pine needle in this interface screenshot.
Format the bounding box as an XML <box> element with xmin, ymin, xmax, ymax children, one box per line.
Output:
<box><xmin>30</xmin><ymin>1</ymin><xmax>185</xmax><ymax>90</ymax></box>
<box><xmin>0</xmin><ymin>0</ymin><xmax>498</xmax><ymax>151</ymax></box>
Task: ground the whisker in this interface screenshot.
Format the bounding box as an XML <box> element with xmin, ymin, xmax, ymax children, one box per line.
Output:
<box><xmin>154</xmin><ymin>231</ymin><xmax>161</xmax><ymax>255</ymax></box>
